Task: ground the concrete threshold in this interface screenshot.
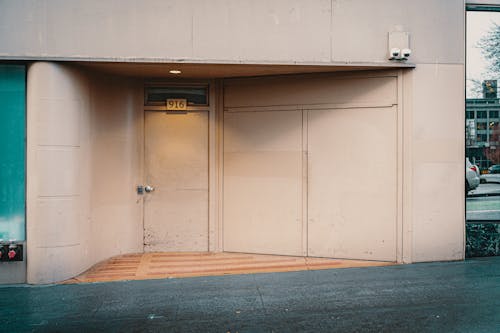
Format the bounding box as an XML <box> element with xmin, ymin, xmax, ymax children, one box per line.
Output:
<box><xmin>63</xmin><ymin>252</ymin><xmax>394</xmax><ymax>284</ymax></box>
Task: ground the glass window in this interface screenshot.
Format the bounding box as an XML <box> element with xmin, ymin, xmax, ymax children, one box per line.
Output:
<box><xmin>0</xmin><ymin>65</ymin><xmax>26</xmax><ymax>242</ymax></box>
<box><xmin>145</xmin><ymin>86</ymin><xmax>208</xmax><ymax>106</ymax></box>
<box><xmin>477</xmin><ymin>111</ymin><xmax>488</xmax><ymax>118</ymax></box>
<box><xmin>466</xmin><ymin>9</ymin><xmax>500</xmax><ymax>257</ymax></box>
<box><xmin>467</xmin><ymin>111</ymin><xmax>475</xmax><ymax>119</ymax></box>
<box><xmin>476</xmin><ymin>134</ymin><xmax>487</xmax><ymax>142</ymax></box>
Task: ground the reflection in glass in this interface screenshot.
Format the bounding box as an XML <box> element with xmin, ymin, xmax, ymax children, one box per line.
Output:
<box><xmin>477</xmin><ymin>122</ymin><xmax>487</xmax><ymax>130</ymax></box>
<box><xmin>466</xmin><ymin>10</ymin><xmax>500</xmax><ymax>257</ymax></box>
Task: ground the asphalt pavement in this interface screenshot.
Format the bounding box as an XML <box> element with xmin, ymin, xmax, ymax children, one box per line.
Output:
<box><xmin>1</xmin><ymin>257</ymin><xmax>499</xmax><ymax>332</ymax></box>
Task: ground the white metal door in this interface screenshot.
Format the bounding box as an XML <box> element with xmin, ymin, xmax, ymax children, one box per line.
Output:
<box><xmin>144</xmin><ymin>111</ymin><xmax>209</xmax><ymax>252</ymax></box>
<box><xmin>223</xmin><ymin>111</ymin><xmax>304</xmax><ymax>256</ymax></box>
<box><xmin>307</xmin><ymin>107</ymin><xmax>397</xmax><ymax>261</ymax></box>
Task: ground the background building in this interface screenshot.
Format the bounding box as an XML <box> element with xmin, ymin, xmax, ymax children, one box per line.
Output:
<box><xmin>466</xmin><ymin>80</ymin><xmax>500</xmax><ymax>169</ymax></box>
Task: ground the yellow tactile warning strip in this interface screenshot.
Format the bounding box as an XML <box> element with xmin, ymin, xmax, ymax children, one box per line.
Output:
<box><xmin>63</xmin><ymin>252</ymin><xmax>395</xmax><ymax>284</ymax></box>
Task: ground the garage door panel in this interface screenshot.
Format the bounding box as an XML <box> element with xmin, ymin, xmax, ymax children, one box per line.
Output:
<box><xmin>223</xmin><ymin>111</ymin><xmax>303</xmax><ymax>256</ymax></box>
<box><xmin>307</xmin><ymin>107</ymin><xmax>397</xmax><ymax>261</ymax></box>
<box><xmin>224</xmin><ymin>76</ymin><xmax>397</xmax><ymax>108</ymax></box>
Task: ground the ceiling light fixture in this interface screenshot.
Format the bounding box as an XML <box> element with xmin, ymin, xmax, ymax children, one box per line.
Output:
<box><xmin>169</xmin><ymin>69</ymin><xmax>182</xmax><ymax>74</ymax></box>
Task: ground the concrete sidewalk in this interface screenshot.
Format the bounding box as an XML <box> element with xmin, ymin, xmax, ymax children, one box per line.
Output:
<box><xmin>468</xmin><ymin>183</ymin><xmax>500</xmax><ymax>197</ymax></box>
<box><xmin>1</xmin><ymin>257</ymin><xmax>499</xmax><ymax>332</ymax></box>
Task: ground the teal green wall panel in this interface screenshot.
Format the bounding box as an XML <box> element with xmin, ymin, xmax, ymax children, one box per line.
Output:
<box><xmin>0</xmin><ymin>65</ymin><xmax>25</xmax><ymax>242</ymax></box>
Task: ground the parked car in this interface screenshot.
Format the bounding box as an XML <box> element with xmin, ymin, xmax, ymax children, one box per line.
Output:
<box><xmin>466</xmin><ymin>158</ymin><xmax>480</xmax><ymax>193</ymax></box>
<box><xmin>488</xmin><ymin>164</ymin><xmax>500</xmax><ymax>174</ymax></box>
<box><xmin>480</xmin><ymin>164</ymin><xmax>500</xmax><ymax>183</ymax></box>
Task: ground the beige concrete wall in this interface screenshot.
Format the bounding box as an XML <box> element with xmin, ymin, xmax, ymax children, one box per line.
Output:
<box><xmin>403</xmin><ymin>65</ymin><xmax>465</xmax><ymax>262</ymax></box>
<box><xmin>27</xmin><ymin>62</ymin><xmax>92</xmax><ymax>284</ymax></box>
<box><xmin>11</xmin><ymin>0</ymin><xmax>466</xmax><ymax>284</ymax></box>
<box><xmin>0</xmin><ymin>0</ymin><xmax>463</xmax><ymax>65</ymax></box>
<box><xmin>330</xmin><ymin>0</ymin><xmax>464</xmax><ymax>64</ymax></box>
<box><xmin>27</xmin><ymin>62</ymin><xmax>143</xmax><ymax>284</ymax></box>
<box><xmin>88</xmin><ymin>73</ymin><xmax>144</xmax><ymax>265</ymax></box>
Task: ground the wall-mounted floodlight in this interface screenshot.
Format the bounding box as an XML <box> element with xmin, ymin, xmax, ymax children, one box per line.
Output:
<box><xmin>389</xmin><ymin>48</ymin><xmax>401</xmax><ymax>60</ymax></box>
<box><xmin>388</xmin><ymin>31</ymin><xmax>411</xmax><ymax>61</ymax></box>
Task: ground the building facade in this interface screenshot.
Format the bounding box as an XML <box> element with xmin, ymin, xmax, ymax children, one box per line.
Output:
<box><xmin>0</xmin><ymin>0</ymin><xmax>467</xmax><ymax>284</ymax></box>
<box><xmin>466</xmin><ymin>82</ymin><xmax>500</xmax><ymax>169</ymax></box>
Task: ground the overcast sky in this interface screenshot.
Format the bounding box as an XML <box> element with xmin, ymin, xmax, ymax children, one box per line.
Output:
<box><xmin>467</xmin><ymin>11</ymin><xmax>500</xmax><ymax>97</ymax></box>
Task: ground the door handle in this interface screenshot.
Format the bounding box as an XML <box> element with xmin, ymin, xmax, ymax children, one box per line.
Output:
<box><xmin>144</xmin><ymin>185</ymin><xmax>155</xmax><ymax>193</ymax></box>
